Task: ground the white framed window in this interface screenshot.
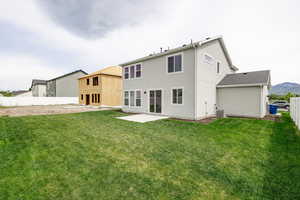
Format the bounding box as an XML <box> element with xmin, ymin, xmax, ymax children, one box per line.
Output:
<box><xmin>135</xmin><ymin>64</ymin><xmax>142</xmax><ymax>78</ymax></box>
<box><xmin>130</xmin><ymin>91</ymin><xmax>135</xmax><ymax>107</ymax></box>
<box><xmin>172</xmin><ymin>88</ymin><xmax>183</xmax><ymax>105</ymax></box>
<box><xmin>204</xmin><ymin>54</ymin><xmax>214</xmax><ymax>65</ymax></box>
<box><xmin>167</xmin><ymin>54</ymin><xmax>183</xmax><ymax>73</ymax></box>
<box><xmin>130</xmin><ymin>66</ymin><xmax>135</xmax><ymax>79</ymax></box>
<box><xmin>124</xmin><ymin>67</ymin><xmax>129</xmax><ymax>80</ymax></box>
<box><xmin>135</xmin><ymin>90</ymin><xmax>141</xmax><ymax>107</ymax></box>
<box><xmin>124</xmin><ymin>91</ymin><xmax>129</xmax><ymax>106</ymax></box>
<box><xmin>217</xmin><ymin>61</ymin><xmax>220</xmax><ymax>74</ymax></box>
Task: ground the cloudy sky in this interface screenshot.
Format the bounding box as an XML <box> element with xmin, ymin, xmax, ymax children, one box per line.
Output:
<box><xmin>0</xmin><ymin>0</ymin><xmax>299</xmax><ymax>90</ymax></box>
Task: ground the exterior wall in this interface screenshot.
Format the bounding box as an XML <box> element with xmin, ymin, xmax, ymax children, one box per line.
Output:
<box><xmin>196</xmin><ymin>40</ymin><xmax>235</xmax><ymax>119</ymax></box>
<box><xmin>46</xmin><ymin>80</ymin><xmax>56</xmax><ymax>97</ymax></box>
<box><xmin>79</xmin><ymin>75</ymin><xmax>102</xmax><ymax>106</ymax></box>
<box><xmin>101</xmin><ymin>74</ymin><xmax>122</xmax><ymax>106</ymax></box>
<box><xmin>122</xmin><ymin>48</ymin><xmax>196</xmax><ymax>120</ymax></box>
<box><xmin>261</xmin><ymin>85</ymin><xmax>269</xmax><ymax>117</ymax></box>
<box><xmin>55</xmin><ymin>71</ymin><xmax>86</xmax><ymax>97</ymax></box>
<box><xmin>32</xmin><ymin>85</ymin><xmax>46</xmax><ymax>97</ymax></box>
<box><xmin>217</xmin><ymin>86</ymin><xmax>262</xmax><ymax>118</ymax></box>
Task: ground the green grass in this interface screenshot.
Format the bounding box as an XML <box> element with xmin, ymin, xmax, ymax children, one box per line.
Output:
<box><xmin>1</xmin><ymin>111</ymin><xmax>300</xmax><ymax>199</ymax></box>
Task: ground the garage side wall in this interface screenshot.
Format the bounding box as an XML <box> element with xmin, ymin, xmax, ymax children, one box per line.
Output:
<box><xmin>217</xmin><ymin>86</ymin><xmax>262</xmax><ymax>118</ymax></box>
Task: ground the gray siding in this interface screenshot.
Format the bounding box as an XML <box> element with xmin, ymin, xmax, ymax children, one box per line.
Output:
<box><xmin>55</xmin><ymin>71</ymin><xmax>86</xmax><ymax>97</ymax></box>
<box><xmin>122</xmin><ymin>48</ymin><xmax>196</xmax><ymax>119</ymax></box>
<box><xmin>46</xmin><ymin>80</ymin><xmax>56</xmax><ymax>97</ymax></box>
<box><xmin>217</xmin><ymin>86</ymin><xmax>262</xmax><ymax>118</ymax></box>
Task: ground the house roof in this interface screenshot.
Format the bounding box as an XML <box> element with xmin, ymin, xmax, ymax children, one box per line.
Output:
<box><xmin>30</xmin><ymin>79</ymin><xmax>47</xmax><ymax>89</ymax></box>
<box><xmin>217</xmin><ymin>70</ymin><xmax>271</xmax><ymax>87</ymax></box>
<box><xmin>119</xmin><ymin>35</ymin><xmax>238</xmax><ymax>71</ymax></box>
<box><xmin>79</xmin><ymin>66</ymin><xmax>122</xmax><ymax>79</ymax></box>
<box><xmin>48</xmin><ymin>69</ymin><xmax>88</xmax><ymax>82</ymax></box>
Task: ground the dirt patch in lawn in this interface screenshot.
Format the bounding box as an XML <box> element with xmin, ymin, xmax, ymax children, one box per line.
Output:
<box><xmin>0</xmin><ymin>105</ymin><xmax>113</xmax><ymax>117</ymax></box>
<box><xmin>171</xmin><ymin>117</ymin><xmax>217</xmax><ymax>124</ymax></box>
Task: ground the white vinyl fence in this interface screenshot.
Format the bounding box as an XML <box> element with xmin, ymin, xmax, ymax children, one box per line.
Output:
<box><xmin>0</xmin><ymin>97</ymin><xmax>78</xmax><ymax>107</ymax></box>
<box><xmin>290</xmin><ymin>97</ymin><xmax>300</xmax><ymax>129</ymax></box>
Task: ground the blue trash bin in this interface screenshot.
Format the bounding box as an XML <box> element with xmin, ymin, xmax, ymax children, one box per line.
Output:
<box><xmin>269</xmin><ymin>104</ymin><xmax>278</xmax><ymax>114</ymax></box>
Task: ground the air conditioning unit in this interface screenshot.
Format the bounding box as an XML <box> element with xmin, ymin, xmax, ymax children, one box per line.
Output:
<box><xmin>216</xmin><ymin>109</ymin><xmax>224</xmax><ymax>119</ymax></box>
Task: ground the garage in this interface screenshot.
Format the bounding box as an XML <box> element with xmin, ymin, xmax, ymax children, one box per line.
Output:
<box><xmin>217</xmin><ymin>70</ymin><xmax>271</xmax><ymax>118</ymax></box>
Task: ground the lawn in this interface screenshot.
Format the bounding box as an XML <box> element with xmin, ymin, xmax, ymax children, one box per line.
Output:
<box><xmin>1</xmin><ymin>111</ymin><xmax>300</xmax><ymax>199</ymax></box>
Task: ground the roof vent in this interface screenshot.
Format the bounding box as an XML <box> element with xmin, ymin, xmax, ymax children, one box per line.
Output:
<box><xmin>164</xmin><ymin>50</ymin><xmax>168</xmax><ymax>52</ymax></box>
<box><xmin>243</xmin><ymin>72</ymin><xmax>247</xmax><ymax>75</ymax></box>
<box><xmin>206</xmin><ymin>37</ymin><xmax>211</xmax><ymax>40</ymax></box>
<box><xmin>182</xmin><ymin>44</ymin><xmax>186</xmax><ymax>47</ymax></box>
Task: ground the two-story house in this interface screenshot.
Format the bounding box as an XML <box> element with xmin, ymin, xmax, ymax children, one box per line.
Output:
<box><xmin>78</xmin><ymin>66</ymin><xmax>122</xmax><ymax>106</ymax></box>
<box><xmin>120</xmin><ymin>36</ymin><xmax>270</xmax><ymax>119</ymax></box>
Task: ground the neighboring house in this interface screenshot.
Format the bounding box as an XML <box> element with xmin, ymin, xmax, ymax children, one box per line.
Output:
<box><xmin>47</xmin><ymin>70</ymin><xmax>87</xmax><ymax>97</ymax></box>
<box><xmin>120</xmin><ymin>36</ymin><xmax>270</xmax><ymax>119</ymax></box>
<box><xmin>217</xmin><ymin>70</ymin><xmax>271</xmax><ymax>118</ymax></box>
<box><xmin>78</xmin><ymin>66</ymin><xmax>122</xmax><ymax>106</ymax></box>
<box><xmin>0</xmin><ymin>93</ymin><xmax>3</xmax><ymax>97</ymax></box>
<box><xmin>31</xmin><ymin>79</ymin><xmax>47</xmax><ymax>97</ymax></box>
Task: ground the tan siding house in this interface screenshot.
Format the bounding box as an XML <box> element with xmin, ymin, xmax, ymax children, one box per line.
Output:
<box><xmin>79</xmin><ymin>66</ymin><xmax>122</xmax><ymax>106</ymax></box>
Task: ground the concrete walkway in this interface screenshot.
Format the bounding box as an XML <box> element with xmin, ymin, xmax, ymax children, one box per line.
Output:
<box><xmin>117</xmin><ymin>114</ymin><xmax>169</xmax><ymax>123</ymax></box>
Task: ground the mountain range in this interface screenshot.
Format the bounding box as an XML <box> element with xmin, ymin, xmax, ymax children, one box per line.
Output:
<box><xmin>270</xmin><ymin>82</ymin><xmax>300</xmax><ymax>95</ymax></box>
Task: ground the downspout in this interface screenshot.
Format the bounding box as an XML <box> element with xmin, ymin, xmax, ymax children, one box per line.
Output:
<box><xmin>194</xmin><ymin>43</ymin><xmax>198</xmax><ymax>120</ymax></box>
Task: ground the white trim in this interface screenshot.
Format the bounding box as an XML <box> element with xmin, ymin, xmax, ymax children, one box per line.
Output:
<box><xmin>166</xmin><ymin>53</ymin><xmax>184</xmax><ymax>74</ymax></box>
<box><xmin>217</xmin><ymin>83</ymin><xmax>264</xmax><ymax>88</ymax></box>
<box><xmin>171</xmin><ymin>87</ymin><xmax>184</xmax><ymax>105</ymax></box>
<box><xmin>147</xmin><ymin>88</ymin><xmax>164</xmax><ymax>115</ymax></box>
<box><xmin>194</xmin><ymin>46</ymin><xmax>198</xmax><ymax>120</ymax></box>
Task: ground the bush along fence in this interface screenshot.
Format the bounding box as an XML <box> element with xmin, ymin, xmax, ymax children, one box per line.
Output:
<box><xmin>0</xmin><ymin>97</ymin><xmax>78</xmax><ymax>107</ymax></box>
<box><xmin>290</xmin><ymin>97</ymin><xmax>300</xmax><ymax>129</ymax></box>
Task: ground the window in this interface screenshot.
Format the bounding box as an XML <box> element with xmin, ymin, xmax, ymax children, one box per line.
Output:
<box><xmin>81</xmin><ymin>94</ymin><xmax>83</xmax><ymax>100</ymax></box>
<box><xmin>86</xmin><ymin>78</ymin><xmax>90</xmax><ymax>85</ymax></box>
<box><xmin>124</xmin><ymin>67</ymin><xmax>129</xmax><ymax>79</ymax></box>
<box><xmin>93</xmin><ymin>77</ymin><xmax>99</xmax><ymax>86</ymax></box>
<box><xmin>124</xmin><ymin>91</ymin><xmax>129</xmax><ymax>106</ymax></box>
<box><xmin>97</xmin><ymin>94</ymin><xmax>100</xmax><ymax>103</ymax></box>
<box><xmin>130</xmin><ymin>66</ymin><xmax>135</xmax><ymax>79</ymax></box>
<box><xmin>172</xmin><ymin>88</ymin><xmax>183</xmax><ymax>104</ymax></box>
<box><xmin>136</xmin><ymin>90</ymin><xmax>141</xmax><ymax>107</ymax></box>
<box><xmin>136</xmin><ymin>64</ymin><xmax>141</xmax><ymax>78</ymax></box>
<box><xmin>130</xmin><ymin>91</ymin><xmax>135</xmax><ymax>106</ymax></box>
<box><xmin>217</xmin><ymin>62</ymin><xmax>220</xmax><ymax>74</ymax></box>
<box><xmin>95</xmin><ymin>94</ymin><xmax>97</xmax><ymax>103</ymax></box>
<box><xmin>168</xmin><ymin>54</ymin><xmax>182</xmax><ymax>73</ymax></box>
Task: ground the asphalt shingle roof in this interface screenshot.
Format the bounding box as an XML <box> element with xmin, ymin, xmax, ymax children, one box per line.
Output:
<box><xmin>218</xmin><ymin>70</ymin><xmax>270</xmax><ymax>86</ymax></box>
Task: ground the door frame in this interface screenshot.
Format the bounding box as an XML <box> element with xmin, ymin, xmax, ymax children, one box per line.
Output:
<box><xmin>147</xmin><ymin>88</ymin><xmax>164</xmax><ymax>115</ymax></box>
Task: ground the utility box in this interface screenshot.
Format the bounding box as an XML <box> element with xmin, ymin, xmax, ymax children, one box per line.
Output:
<box><xmin>216</xmin><ymin>109</ymin><xmax>224</xmax><ymax>119</ymax></box>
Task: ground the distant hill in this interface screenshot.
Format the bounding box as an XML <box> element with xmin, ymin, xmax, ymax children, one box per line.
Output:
<box><xmin>270</xmin><ymin>82</ymin><xmax>300</xmax><ymax>95</ymax></box>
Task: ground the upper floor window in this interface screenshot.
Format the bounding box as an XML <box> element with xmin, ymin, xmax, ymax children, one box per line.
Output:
<box><xmin>130</xmin><ymin>66</ymin><xmax>135</xmax><ymax>79</ymax></box>
<box><xmin>124</xmin><ymin>64</ymin><xmax>142</xmax><ymax>79</ymax></box>
<box><xmin>172</xmin><ymin>88</ymin><xmax>183</xmax><ymax>104</ymax></box>
<box><xmin>86</xmin><ymin>78</ymin><xmax>90</xmax><ymax>85</ymax></box>
<box><xmin>168</xmin><ymin>54</ymin><xmax>182</xmax><ymax>73</ymax></box>
<box><xmin>217</xmin><ymin>62</ymin><xmax>220</xmax><ymax>74</ymax></box>
<box><xmin>136</xmin><ymin>64</ymin><xmax>141</xmax><ymax>78</ymax></box>
<box><xmin>124</xmin><ymin>67</ymin><xmax>129</xmax><ymax>79</ymax></box>
<box><xmin>93</xmin><ymin>77</ymin><xmax>99</xmax><ymax>86</ymax></box>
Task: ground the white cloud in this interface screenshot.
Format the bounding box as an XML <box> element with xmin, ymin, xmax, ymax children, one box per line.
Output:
<box><xmin>0</xmin><ymin>55</ymin><xmax>66</xmax><ymax>90</ymax></box>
